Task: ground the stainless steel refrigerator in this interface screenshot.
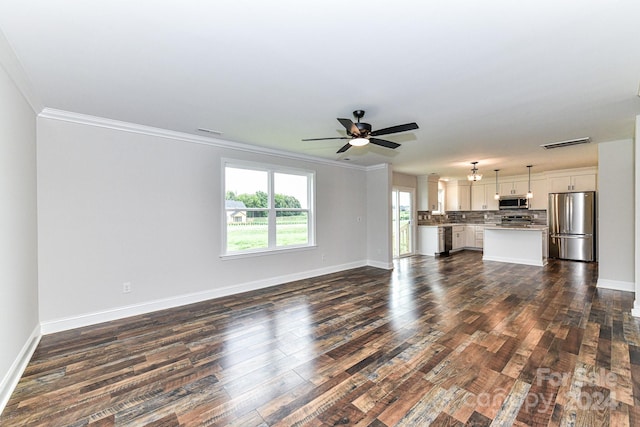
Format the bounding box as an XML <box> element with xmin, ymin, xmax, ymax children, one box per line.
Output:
<box><xmin>548</xmin><ymin>191</ymin><xmax>596</xmax><ymax>261</ymax></box>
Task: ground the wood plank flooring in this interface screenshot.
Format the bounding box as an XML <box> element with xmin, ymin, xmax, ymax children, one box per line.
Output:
<box><xmin>2</xmin><ymin>251</ymin><xmax>640</xmax><ymax>426</ymax></box>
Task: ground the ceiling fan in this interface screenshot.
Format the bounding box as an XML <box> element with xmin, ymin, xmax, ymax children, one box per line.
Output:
<box><xmin>302</xmin><ymin>110</ymin><xmax>419</xmax><ymax>153</ymax></box>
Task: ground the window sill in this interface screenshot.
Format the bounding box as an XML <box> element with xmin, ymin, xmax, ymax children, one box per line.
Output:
<box><xmin>220</xmin><ymin>244</ymin><xmax>317</xmax><ymax>260</ymax></box>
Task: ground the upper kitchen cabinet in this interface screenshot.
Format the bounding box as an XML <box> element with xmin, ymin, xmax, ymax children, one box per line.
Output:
<box><xmin>547</xmin><ymin>168</ymin><xmax>597</xmax><ymax>193</ymax></box>
<box><xmin>499</xmin><ymin>180</ymin><xmax>529</xmax><ymax>197</ymax></box>
<box><xmin>471</xmin><ymin>183</ymin><xmax>498</xmax><ymax>211</ymax></box>
<box><xmin>445</xmin><ymin>180</ymin><xmax>471</xmax><ymax>211</ymax></box>
<box><xmin>417</xmin><ymin>175</ymin><xmax>440</xmax><ymax>212</ymax></box>
<box><xmin>528</xmin><ymin>179</ymin><xmax>548</xmax><ymax>210</ymax></box>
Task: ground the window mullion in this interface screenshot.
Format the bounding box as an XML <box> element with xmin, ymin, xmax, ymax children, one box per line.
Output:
<box><xmin>268</xmin><ymin>171</ymin><xmax>276</xmax><ymax>248</ymax></box>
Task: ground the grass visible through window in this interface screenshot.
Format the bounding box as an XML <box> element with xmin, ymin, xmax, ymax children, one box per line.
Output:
<box><xmin>226</xmin><ymin>214</ymin><xmax>308</xmax><ymax>252</ymax></box>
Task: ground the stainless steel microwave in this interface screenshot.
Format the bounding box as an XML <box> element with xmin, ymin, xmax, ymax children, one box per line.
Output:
<box><xmin>498</xmin><ymin>197</ymin><xmax>529</xmax><ymax>210</ymax></box>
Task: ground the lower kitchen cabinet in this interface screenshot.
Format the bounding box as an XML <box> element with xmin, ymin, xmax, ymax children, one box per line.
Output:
<box><xmin>452</xmin><ymin>225</ymin><xmax>465</xmax><ymax>250</ymax></box>
<box><xmin>463</xmin><ymin>225</ymin><xmax>485</xmax><ymax>249</ymax></box>
<box><xmin>475</xmin><ymin>225</ymin><xmax>485</xmax><ymax>248</ymax></box>
<box><xmin>418</xmin><ymin>226</ymin><xmax>439</xmax><ymax>255</ymax></box>
<box><xmin>421</xmin><ymin>224</ymin><xmax>487</xmax><ymax>254</ymax></box>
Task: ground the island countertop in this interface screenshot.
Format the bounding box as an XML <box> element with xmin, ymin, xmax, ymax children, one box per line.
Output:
<box><xmin>483</xmin><ymin>225</ymin><xmax>548</xmax><ymax>231</ymax></box>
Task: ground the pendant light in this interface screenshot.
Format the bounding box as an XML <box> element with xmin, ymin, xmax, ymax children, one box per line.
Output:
<box><xmin>494</xmin><ymin>169</ymin><xmax>500</xmax><ymax>200</ymax></box>
<box><xmin>467</xmin><ymin>161</ymin><xmax>482</xmax><ymax>181</ymax></box>
<box><xmin>526</xmin><ymin>165</ymin><xmax>533</xmax><ymax>199</ymax></box>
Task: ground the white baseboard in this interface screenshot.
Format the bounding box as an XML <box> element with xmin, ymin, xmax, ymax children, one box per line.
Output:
<box><xmin>368</xmin><ymin>259</ymin><xmax>394</xmax><ymax>270</ymax></box>
<box><xmin>0</xmin><ymin>325</ymin><xmax>41</xmax><ymax>415</ymax></box>
<box><xmin>40</xmin><ymin>261</ymin><xmax>371</xmax><ymax>334</ymax></box>
<box><xmin>596</xmin><ymin>278</ymin><xmax>635</xmax><ymax>292</ymax></box>
<box><xmin>482</xmin><ymin>255</ymin><xmax>546</xmax><ymax>267</ymax></box>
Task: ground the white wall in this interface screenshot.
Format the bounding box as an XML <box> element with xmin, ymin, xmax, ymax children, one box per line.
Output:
<box><xmin>366</xmin><ymin>164</ymin><xmax>393</xmax><ymax>268</ymax></box>
<box><xmin>597</xmin><ymin>139</ymin><xmax>635</xmax><ymax>291</ymax></box>
<box><xmin>392</xmin><ymin>172</ymin><xmax>417</xmax><ymax>189</ymax></box>
<box><xmin>0</xmin><ymin>42</ymin><xmax>40</xmax><ymax>411</ymax></box>
<box><xmin>37</xmin><ymin>115</ymin><xmax>379</xmax><ymax>331</ymax></box>
<box><xmin>635</xmin><ymin>116</ymin><xmax>640</xmax><ymax>317</ymax></box>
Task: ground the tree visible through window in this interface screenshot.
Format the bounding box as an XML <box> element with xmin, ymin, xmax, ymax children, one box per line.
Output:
<box><xmin>223</xmin><ymin>162</ymin><xmax>314</xmax><ymax>254</ymax></box>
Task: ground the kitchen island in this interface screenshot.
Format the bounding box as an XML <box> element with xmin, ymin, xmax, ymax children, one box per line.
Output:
<box><xmin>483</xmin><ymin>225</ymin><xmax>548</xmax><ymax>266</ymax></box>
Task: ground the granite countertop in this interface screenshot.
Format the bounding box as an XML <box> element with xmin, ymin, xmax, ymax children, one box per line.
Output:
<box><xmin>484</xmin><ymin>225</ymin><xmax>548</xmax><ymax>231</ymax></box>
<box><xmin>418</xmin><ymin>223</ymin><xmax>498</xmax><ymax>227</ymax></box>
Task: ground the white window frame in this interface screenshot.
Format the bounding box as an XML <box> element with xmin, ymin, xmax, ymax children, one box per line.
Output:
<box><xmin>221</xmin><ymin>158</ymin><xmax>316</xmax><ymax>258</ymax></box>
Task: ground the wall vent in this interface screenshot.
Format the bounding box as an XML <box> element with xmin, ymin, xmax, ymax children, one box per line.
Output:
<box><xmin>540</xmin><ymin>137</ymin><xmax>590</xmax><ymax>150</ymax></box>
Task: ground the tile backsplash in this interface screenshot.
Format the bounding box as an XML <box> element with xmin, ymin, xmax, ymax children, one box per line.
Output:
<box><xmin>417</xmin><ymin>209</ymin><xmax>547</xmax><ymax>226</ymax></box>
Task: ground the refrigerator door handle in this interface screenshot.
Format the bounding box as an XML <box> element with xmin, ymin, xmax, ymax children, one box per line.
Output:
<box><xmin>550</xmin><ymin>234</ymin><xmax>592</xmax><ymax>239</ymax></box>
<box><xmin>564</xmin><ymin>195</ymin><xmax>570</xmax><ymax>233</ymax></box>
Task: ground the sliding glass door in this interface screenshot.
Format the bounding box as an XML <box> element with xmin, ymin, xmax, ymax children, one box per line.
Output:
<box><xmin>392</xmin><ymin>188</ymin><xmax>414</xmax><ymax>258</ymax></box>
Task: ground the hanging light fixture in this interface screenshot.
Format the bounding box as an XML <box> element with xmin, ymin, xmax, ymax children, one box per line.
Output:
<box><xmin>494</xmin><ymin>169</ymin><xmax>500</xmax><ymax>200</ymax></box>
<box><xmin>526</xmin><ymin>165</ymin><xmax>533</xmax><ymax>199</ymax></box>
<box><xmin>467</xmin><ymin>161</ymin><xmax>482</xmax><ymax>181</ymax></box>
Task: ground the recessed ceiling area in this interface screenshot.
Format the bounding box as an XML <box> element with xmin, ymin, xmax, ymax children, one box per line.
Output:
<box><xmin>1</xmin><ymin>1</ymin><xmax>639</xmax><ymax>179</ymax></box>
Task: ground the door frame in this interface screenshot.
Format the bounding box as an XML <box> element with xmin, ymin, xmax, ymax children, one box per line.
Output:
<box><xmin>392</xmin><ymin>186</ymin><xmax>416</xmax><ymax>258</ymax></box>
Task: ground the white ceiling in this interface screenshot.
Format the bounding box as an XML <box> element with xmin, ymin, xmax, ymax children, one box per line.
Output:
<box><xmin>1</xmin><ymin>1</ymin><xmax>639</xmax><ymax>179</ymax></box>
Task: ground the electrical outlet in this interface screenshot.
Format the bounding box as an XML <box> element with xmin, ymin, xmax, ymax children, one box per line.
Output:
<box><xmin>321</xmin><ymin>253</ymin><xmax>326</xmax><ymax>262</ymax></box>
<box><xmin>123</xmin><ymin>282</ymin><xmax>132</xmax><ymax>293</ymax></box>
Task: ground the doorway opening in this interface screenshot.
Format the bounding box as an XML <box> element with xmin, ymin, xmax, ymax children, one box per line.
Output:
<box><xmin>392</xmin><ymin>188</ymin><xmax>414</xmax><ymax>258</ymax></box>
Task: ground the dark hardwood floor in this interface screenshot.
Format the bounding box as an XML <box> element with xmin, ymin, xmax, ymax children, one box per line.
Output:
<box><xmin>2</xmin><ymin>251</ymin><xmax>640</xmax><ymax>426</ymax></box>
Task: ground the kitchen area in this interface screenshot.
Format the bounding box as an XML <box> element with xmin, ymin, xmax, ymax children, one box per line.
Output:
<box><xmin>415</xmin><ymin>166</ymin><xmax>597</xmax><ymax>266</ymax></box>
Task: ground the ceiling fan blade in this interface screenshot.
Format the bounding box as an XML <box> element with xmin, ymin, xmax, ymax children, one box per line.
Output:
<box><xmin>336</xmin><ymin>143</ymin><xmax>352</xmax><ymax>153</ymax></box>
<box><xmin>302</xmin><ymin>137</ymin><xmax>349</xmax><ymax>141</ymax></box>
<box><xmin>337</xmin><ymin>118</ymin><xmax>360</xmax><ymax>136</ymax></box>
<box><xmin>370</xmin><ymin>122</ymin><xmax>419</xmax><ymax>137</ymax></box>
<box><xmin>369</xmin><ymin>138</ymin><xmax>401</xmax><ymax>149</ymax></box>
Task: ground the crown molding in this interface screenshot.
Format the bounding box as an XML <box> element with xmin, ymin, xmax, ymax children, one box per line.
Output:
<box><xmin>0</xmin><ymin>29</ymin><xmax>43</xmax><ymax>113</ymax></box>
<box><xmin>365</xmin><ymin>163</ymin><xmax>390</xmax><ymax>172</ymax></box>
<box><xmin>38</xmin><ymin>108</ymin><xmax>371</xmax><ymax>171</ymax></box>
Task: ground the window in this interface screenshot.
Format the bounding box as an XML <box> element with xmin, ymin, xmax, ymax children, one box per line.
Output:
<box><xmin>223</xmin><ymin>160</ymin><xmax>314</xmax><ymax>255</ymax></box>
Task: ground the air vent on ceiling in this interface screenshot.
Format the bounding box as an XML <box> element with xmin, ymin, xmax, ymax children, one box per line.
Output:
<box><xmin>540</xmin><ymin>137</ymin><xmax>590</xmax><ymax>150</ymax></box>
<box><xmin>197</xmin><ymin>127</ymin><xmax>223</xmax><ymax>135</ymax></box>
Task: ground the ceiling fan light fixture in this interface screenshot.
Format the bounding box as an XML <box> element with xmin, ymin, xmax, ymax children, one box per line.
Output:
<box><xmin>349</xmin><ymin>137</ymin><xmax>369</xmax><ymax>147</ymax></box>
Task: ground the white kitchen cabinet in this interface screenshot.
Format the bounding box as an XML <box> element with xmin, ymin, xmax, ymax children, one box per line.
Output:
<box><xmin>462</xmin><ymin>224</ymin><xmax>485</xmax><ymax>249</ymax></box>
<box><xmin>471</xmin><ymin>183</ymin><xmax>498</xmax><ymax>211</ymax></box>
<box><xmin>475</xmin><ymin>225</ymin><xmax>485</xmax><ymax>249</ymax></box>
<box><xmin>548</xmin><ymin>173</ymin><xmax>596</xmax><ymax>192</ymax></box>
<box><xmin>465</xmin><ymin>225</ymin><xmax>476</xmax><ymax>248</ymax></box>
<box><xmin>499</xmin><ymin>180</ymin><xmax>529</xmax><ymax>197</ymax></box>
<box><xmin>528</xmin><ymin>179</ymin><xmax>548</xmax><ymax>210</ymax></box>
<box><xmin>471</xmin><ymin>185</ymin><xmax>484</xmax><ymax>210</ymax></box>
<box><xmin>452</xmin><ymin>225</ymin><xmax>465</xmax><ymax>250</ymax></box>
<box><xmin>418</xmin><ymin>226</ymin><xmax>439</xmax><ymax>255</ymax></box>
<box><xmin>417</xmin><ymin>176</ymin><xmax>439</xmax><ymax>212</ymax></box>
<box><xmin>445</xmin><ymin>181</ymin><xmax>471</xmax><ymax>211</ymax></box>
